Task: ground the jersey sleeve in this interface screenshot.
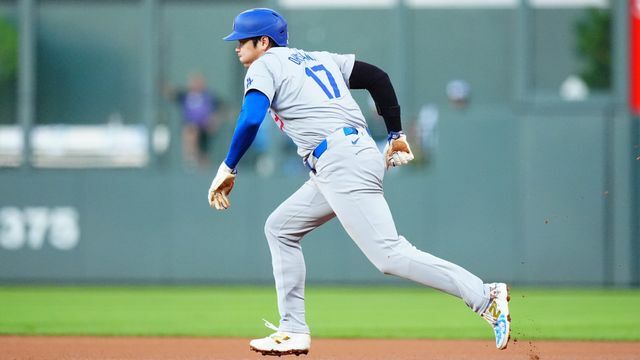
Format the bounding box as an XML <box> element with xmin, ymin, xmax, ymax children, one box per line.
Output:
<box><xmin>243</xmin><ymin>54</ymin><xmax>281</xmax><ymax>103</ymax></box>
<box><xmin>328</xmin><ymin>53</ymin><xmax>356</xmax><ymax>86</ymax></box>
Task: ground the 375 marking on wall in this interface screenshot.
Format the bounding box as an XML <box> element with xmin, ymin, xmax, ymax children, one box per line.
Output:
<box><xmin>0</xmin><ymin>207</ymin><xmax>80</xmax><ymax>251</ymax></box>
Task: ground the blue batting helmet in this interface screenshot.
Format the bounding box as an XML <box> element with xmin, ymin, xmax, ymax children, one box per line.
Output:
<box><xmin>223</xmin><ymin>8</ymin><xmax>288</xmax><ymax>47</ymax></box>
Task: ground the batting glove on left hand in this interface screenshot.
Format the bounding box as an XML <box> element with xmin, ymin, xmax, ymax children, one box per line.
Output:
<box><xmin>208</xmin><ymin>162</ymin><xmax>237</xmax><ymax>210</ymax></box>
<box><xmin>383</xmin><ymin>131</ymin><xmax>414</xmax><ymax>169</ymax></box>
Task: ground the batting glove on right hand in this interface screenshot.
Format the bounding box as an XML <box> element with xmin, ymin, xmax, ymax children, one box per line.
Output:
<box><xmin>383</xmin><ymin>131</ymin><xmax>415</xmax><ymax>169</ymax></box>
<box><xmin>208</xmin><ymin>162</ymin><xmax>237</xmax><ymax>210</ymax></box>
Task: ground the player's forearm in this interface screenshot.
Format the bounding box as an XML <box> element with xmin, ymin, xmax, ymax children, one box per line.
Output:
<box><xmin>349</xmin><ymin>60</ymin><xmax>402</xmax><ymax>133</ymax></box>
<box><xmin>223</xmin><ymin>90</ymin><xmax>270</xmax><ymax>169</ymax></box>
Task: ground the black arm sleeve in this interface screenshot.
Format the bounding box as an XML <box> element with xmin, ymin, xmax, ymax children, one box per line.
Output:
<box><xmin>349</xmin><ymin>60</ymin><xmax>402</xmax><ymax>133</ymax></box>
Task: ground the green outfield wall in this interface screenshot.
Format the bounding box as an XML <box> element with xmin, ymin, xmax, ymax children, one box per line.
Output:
<box><xmin>0</xmin><ymin>1</ymin><xmax>637</xmax><ymax>286</ymax></box>
<box><xmin>1</xmin><ymin>108</ymin><xmax>636</xmax><ymax>286</ymax></box>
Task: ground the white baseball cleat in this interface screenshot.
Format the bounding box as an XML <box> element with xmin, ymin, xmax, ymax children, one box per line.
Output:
<box><xmin>481</xmin><ymin>283</ymin><xmax>511</xmax><ymax>350</ymax></box>
<box><xmin>249</xmin><ymin>319</ymin><xmax>311</xmax><ymax>356</ymax></box>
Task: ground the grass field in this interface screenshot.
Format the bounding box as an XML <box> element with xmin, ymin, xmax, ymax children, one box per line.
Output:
<box><xmin>0</xmin><ymin>286</ymin><xmax>638</xmax><ymax>341</ymax></box>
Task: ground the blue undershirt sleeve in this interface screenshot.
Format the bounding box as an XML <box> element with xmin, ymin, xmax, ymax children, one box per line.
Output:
<box><xmin>223</xmin><ymin>90</ymin><xmax>271</xmax><ymax>169</ymax></box>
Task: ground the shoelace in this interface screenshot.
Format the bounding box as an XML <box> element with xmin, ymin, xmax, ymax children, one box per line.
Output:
<box><xmin>262</xmin><ymin>319</ymin><xmax>291</xmax><ymax>344</ymax></box>
<box><xmin>262</xmin><ymin>319</ymin><xmax>279</xmax><ymax>332</ymax></box>
<box><xmin>481</xmin><ymin>285</ymin><xmax>503</xmax><ymax>325</ymax></box>
<box><xmin>489</xmin><ymin>286</ymin><xmax>499</xmax><ymax>299</ymax></box>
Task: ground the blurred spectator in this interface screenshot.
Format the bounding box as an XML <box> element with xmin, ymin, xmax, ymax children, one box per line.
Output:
<box><xmin>560</xmin><ymin>75</ymin><xmax>589</xmax><ymax>101</ymax></box>
<box><xmin>165</xmin><ymin>72</ymin><xmax>220</xmax><ymax>168</ymax></box>
<box><xmin>245</xmin><ymin>117</ymin><xmax>275</xmax><ymax>177</ymax></box>
<box><xmin>446</xmin><ymin>79</ymin><xmax>471</xmax><ymax>109</ymax></box>
<box><xmin>413</xmin><ymin>103</ymin><xmax>439</xmax><ymax>165</ymax></box>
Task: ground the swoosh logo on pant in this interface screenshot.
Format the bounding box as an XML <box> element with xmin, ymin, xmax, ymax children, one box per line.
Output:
<box><xmin>351</xmin><ymin>137</ymin><xmax>360</xmax><ymax>145</ymax></box>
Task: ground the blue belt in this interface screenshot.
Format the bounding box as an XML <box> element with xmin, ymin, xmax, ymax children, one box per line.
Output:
<box><xmin>311</xmin><ymin>127</ymin><xmax>359</xmax><ymax>159</ymax></box>
<box><xmin>305</xmin><ymin>127</ymin><xmax>361</xmax><ymax>173</ymax></box>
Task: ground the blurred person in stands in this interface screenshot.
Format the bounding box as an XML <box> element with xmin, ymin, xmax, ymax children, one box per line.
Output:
<box><xmin>165</xmin><ymin>72</ymin><xmax>220</xmax><ymax>168</ymax></box>
<box><xmin>414</xmin><ymin>103</ymin><xmax>439</xmax><ymax>165</ymax></box>
<box><xmin>446</xmin><ymin>79</ymin><xmax>471</xmax><ymax>110</ymax></box>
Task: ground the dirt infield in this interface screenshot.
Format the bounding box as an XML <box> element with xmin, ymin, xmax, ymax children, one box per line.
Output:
<box><xmin>1</xmin><ymin>336</ymin><xmax>639</xmax><ymax>360</ymax></box>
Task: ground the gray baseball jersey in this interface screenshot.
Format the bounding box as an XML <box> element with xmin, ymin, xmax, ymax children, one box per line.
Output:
<box><xmin>244</xmin><ymin>47</ymin><xmax>367</xmax><ymax>157</ymax></box>
<box><xmin>243</xmin><ymin>47</ymin><xmax>492</xmax><ymax>335</ymax></box>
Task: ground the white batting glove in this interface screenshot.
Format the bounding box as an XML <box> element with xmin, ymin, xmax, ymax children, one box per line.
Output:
<box><xmin>383</xmin><ymin>131</ymin><xmax>414</xmax><ymax>169</ymax></box>
<box><xmin>208</xmin><ymin>162</ymin><xmax>237</xmax><ymax>210</ymax></box>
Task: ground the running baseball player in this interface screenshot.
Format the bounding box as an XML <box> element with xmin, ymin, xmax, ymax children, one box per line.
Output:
<box><xmin>208</xmin><ymin>8</ymin><xmax>511</xmax><ymax>356</ymax></box>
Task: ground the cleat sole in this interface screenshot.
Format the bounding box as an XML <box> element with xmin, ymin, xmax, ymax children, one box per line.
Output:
<box><xmin>499</xmin><ymin>286</ymin><xmax>512</xmax><ymax>350</ymax></box>
<box><xmin>250</xmin><ymin>346</ymin><xmax>309</xmax><ymax>357</ymax></box>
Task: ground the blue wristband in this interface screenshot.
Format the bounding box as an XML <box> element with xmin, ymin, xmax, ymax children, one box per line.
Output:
<box><xmin>387</xmin><ymin>131</ymin><xmax>405</xmax><ymax>141</ymax></box>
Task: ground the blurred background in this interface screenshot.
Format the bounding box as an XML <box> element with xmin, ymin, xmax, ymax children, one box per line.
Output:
<box><xmin>0</xmin><ymin>0</ymin><xmax>638</xmax><ymax>288</ymax></box>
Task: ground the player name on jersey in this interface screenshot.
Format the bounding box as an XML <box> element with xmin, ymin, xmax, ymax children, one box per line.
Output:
<box><xmin>288</xmin><ymin>51</ymin><xmax>318</xmax><ymax>65</ymax></box>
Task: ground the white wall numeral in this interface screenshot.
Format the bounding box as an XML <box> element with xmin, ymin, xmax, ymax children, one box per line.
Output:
<box><xmin>0</xmin><ymin>207</ymin><xmax>80</xmax><ymax>251</ymax></box>
<box><xmin>0</xmin><ymin>207</ymin><xmax>25</xmax><ymax>250</ymax></box>
<box><xmin>49</xmin><ymin>208</ymin><xmax>80</xmax><ymax>250</ymax></box>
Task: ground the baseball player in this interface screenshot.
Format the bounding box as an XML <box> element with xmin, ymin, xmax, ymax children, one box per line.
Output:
<box><xmin>208</xmin><ymin>8</ymin><xmax>511</xmax><ymax>356</ymax></box>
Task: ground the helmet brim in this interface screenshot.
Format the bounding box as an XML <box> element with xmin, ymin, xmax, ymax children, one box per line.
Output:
<box><xmin>223</xmin><ymin>31</ymin><xmax>255</xmax><ymax>42</ymax></box>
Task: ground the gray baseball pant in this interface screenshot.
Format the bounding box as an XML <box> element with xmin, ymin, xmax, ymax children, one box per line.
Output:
<box><xmin>264</xmin><ymin>128</ymin><xmax>491</xmax><ymax>334</ymax></box>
